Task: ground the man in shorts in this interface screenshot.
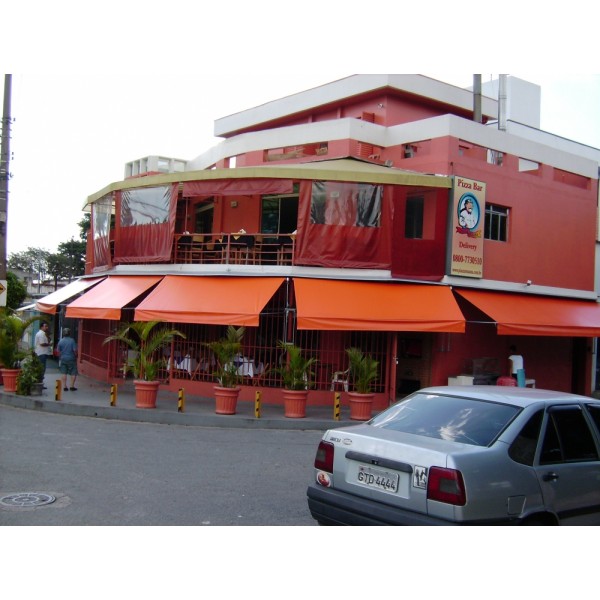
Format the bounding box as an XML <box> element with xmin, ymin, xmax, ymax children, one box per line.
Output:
<box><xmin>57</xmin><ymin>328</ymin><xmax>78</xmax><ymax>391</ymax></box>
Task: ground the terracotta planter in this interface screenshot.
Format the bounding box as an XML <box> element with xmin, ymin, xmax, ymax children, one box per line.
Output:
<box><xmin>134</xmin><ymin>380</ymin><xmax>161</xmax><ymax>409</ymax></box>
<box><xmin>348</xmin><ymin>392</ymin><xmax>374</xmax><ymax>421</ymax></box>
<box><xmin>214</xmin><ymin>386</ymin><xmax>240</xmax><ymax>415</ymax></box>
<box><xmin>283</xmin><ymin>389</ymin><xmax>308</xmax><ymax>418</ymax></box>
<box><xmin>1</xmin><ymin>368</ymin><xmax>21</xmax><ymax>393</ymax></box>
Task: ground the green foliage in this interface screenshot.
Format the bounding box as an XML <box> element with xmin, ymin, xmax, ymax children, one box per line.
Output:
<box><xmin>275</xmin><ymin>341</ymin><xmax>317</xmax><ymax>390</ymax></box>
<box><xmin>6</xmin><ymin>271</ymin><xmax>27</xmax><ymax>310</ymax></box>
<box><xmin>0</xmin><ymin>310</ymin><xmax>41</xmax><ymax>368</ymax></box>
<box><xmin>16</xmin><ymin>351</ymin><xmax>45</xmax><ymax>395</ymax></box>
<box><xmin>346</xmin><ymin>347</ymin><xmax>379</xmax><ymax>394</ymax></box>
<box><xmin>104</xmin><ymin>320</ymin><xmax>186</xmax><ymax>381</ymax></box>
<box><xmin>205</xmin><ymin>326</ymin><xmax>246</xmax><ymax>388</ymax></box>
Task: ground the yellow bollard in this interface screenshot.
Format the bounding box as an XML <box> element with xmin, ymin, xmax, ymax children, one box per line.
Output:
<box><xmin>110</xmin><ymin>384</ymin><xmax>117</xmax><ymax>406</ymax></box>
<box><xmin>55</xmin><ymin>379</ymin><xmax>62</xmax><ymax>401</ymax></box>
<box><xmin>255</xmin><ymin>390</ymin><xmax>261</xmax><ymax>418</ymax></box>
<box><xmin>333</xmin><ymin>392</ymin><xmax>341</xmax><ymax>421</ymax></box>
<box><xmin>178</xmin><ymin>388</ymin><xmax>185</xmax><ymax>413</ymax></box>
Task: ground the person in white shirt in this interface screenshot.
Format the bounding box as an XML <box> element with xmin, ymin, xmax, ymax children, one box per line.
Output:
<box><xmin>508</xmin><ymin>345</ymin><xmax>524</xmax><ymax>383</ymax></box>
<box><xmin>34</xmin><ymin>321</ymin><xmax>52</xmax><ymax>387</ymax></box>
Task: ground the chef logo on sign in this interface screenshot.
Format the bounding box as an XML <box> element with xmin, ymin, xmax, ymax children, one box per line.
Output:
<box><xmin>456</xmin><ymin>192</ymin><xmax>481</xmax><ymax>237</ymax></box>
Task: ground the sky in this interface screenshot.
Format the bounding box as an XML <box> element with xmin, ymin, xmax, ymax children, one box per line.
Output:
<box><xmin>3</xmin><ymin>71</ymin><xmax>598</xmax><ymax>257</ymax></box>
<box><xmin>2</xmin><ymin>1</ymin><xmax>599</xmax><ymax>260</ymax></box>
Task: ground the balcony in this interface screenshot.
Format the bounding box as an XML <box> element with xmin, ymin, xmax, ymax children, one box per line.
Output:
<box><xmin>173</xmin><ymin>232</ymin><xmax>295</xmax><ymax>266</ymax></box>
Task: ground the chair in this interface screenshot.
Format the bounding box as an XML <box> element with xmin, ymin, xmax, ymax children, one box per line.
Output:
<box><xmin>331</xmin><ymin>368</ymin><xmax>350</xmax><ymax>392</ymax></box>
<box><xmin>252</xmin><ymin>362</ymin><xmax>270</xmax><ymax>386</ymax></box>
<box><xmin>190</xmin><ymin>235</ymin><xmax>204</xmax><ymax>263</ymax></box>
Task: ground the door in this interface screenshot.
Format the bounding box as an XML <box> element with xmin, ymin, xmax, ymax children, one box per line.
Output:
<box><xmin>535</xmin><ymin>405</ymin><xmax>600</xmax><ymax>524</ymax></box>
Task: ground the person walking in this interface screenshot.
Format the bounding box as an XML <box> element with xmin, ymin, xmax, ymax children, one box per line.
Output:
<box><xmin>34</xmin><ymin>321</ymin><xmax>52</xmax><ymax>388</ymax></box>
<box><xmin>57</xmin><ymin>328</ymin><xmax>78</xmax><ymax>391</ymax></box>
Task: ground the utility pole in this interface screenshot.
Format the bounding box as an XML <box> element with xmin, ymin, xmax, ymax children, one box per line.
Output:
<box><xmin>0</xmin><ymin>74</ymin><xmax>12</xmax><ymax>291</ymax></box>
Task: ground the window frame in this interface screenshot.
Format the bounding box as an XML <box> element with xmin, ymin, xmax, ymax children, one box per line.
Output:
<box><xmin>484</xmin><ymin>203</ymin><xmax>509</xmax><ymax>242</ymax></box>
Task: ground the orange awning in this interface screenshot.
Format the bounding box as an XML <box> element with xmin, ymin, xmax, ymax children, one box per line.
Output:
<box><xmin>456</xmin><ymin>289</ymin><xmax>600</xmax><ymax>336</ymax></box>
<box><xmin>35</xmin><ymin>277</ymin><xmax>106</xmax><ymax>314</ymax></box>
<box><xmin>294</xmin><ymin>279</ymin><xmax>465</xmax><ymax>332</ymax></box>
<box><xmin>134</xmin><ymin>276</ymin><xmax>285</xmax><ymax>326</ymax></box>
<box><xmin>65</xmin><ymin>276</ymin><xmax>163</xmax><ymax>320</ymax></box>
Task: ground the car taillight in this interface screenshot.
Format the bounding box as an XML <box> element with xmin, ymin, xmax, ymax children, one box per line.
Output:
<box><xmin>427</xmin><ymin>467</ymin><xmax>466</xmax><ymax>506</ymax></box>
<box><xmin>314</xmin><ymin>441</ymin><xmax>334</xmax><ymax>472</ymax></box>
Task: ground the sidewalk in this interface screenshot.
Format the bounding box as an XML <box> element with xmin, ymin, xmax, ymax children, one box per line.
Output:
<box><xmin>0</xmin><ymin>363</ymin><xmax>358</xmax><ymax>431</ymax></box>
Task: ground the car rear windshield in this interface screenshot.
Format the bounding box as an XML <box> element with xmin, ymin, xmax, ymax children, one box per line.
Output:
<box><xmin>369</xmin><ymin>393</ymin><xmax>520</xmax><ymax>446</ymax></box>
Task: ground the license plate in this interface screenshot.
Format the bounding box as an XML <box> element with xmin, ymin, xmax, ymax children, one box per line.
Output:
<box><xmin>357</xmin><ymin>465</ymin><xmax>399</xmax><ymax>493</ymax></box>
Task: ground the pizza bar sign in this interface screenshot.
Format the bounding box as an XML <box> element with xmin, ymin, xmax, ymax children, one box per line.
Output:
<box><xmin>450</xmin><ymin>177</ymin><xmax>486</xmax><ymax>278</ymax></box>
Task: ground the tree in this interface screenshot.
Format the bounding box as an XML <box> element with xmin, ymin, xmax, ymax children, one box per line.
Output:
<box><xmin>5</xmin><ymin>271</ymin><xmax>27</xmax><ymax>310</ymax></box>
<box><xmin>78</xmin><ymin>213</ymin><xmax>91</xmax><ymax>241</ymax></box>
<box><xmin>7</xmin><ymin>247</ymin><xmax>50</xmax><ymax>293</ymax></box>
<box><xmin>56</xmin><ymin>238</ymin><xmax>86</xmax><ymax>280</ymax></box>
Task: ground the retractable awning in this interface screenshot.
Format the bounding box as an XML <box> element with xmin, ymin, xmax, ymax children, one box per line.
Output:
<box><xmin>294</xmin><ymin>279</ymin><xmax>465</xmax><ymax>332</ymax></box>
<box><xmin>455</xmin><ymin>289</ymin><xmax>600</xmax><ymax>336</ymax></box>
<box><xmin>65</xmin><ymin>276</ymin><xmax>163</xmax><ymax>320</ymax></box>
<box><xmin>35</xmin><ymin>277</ymin><xmax>106</xmax><ymax>314</ymax></box>
<box><xmin>134</xmin><ymin>276</ymin><xmax>285</xmax><ymax>326</ymax></box>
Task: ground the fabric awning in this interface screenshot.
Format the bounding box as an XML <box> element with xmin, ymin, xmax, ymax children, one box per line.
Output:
<box><xmin>134</xmin><ymin>276</ymin><xmax>285</xmax><ymax>326</ymax></box>
<box><xmin>65</xmin><ymin>276</ymin><xmax>163</xmax><ymax>320</ymax></box>
<box><xmin>35</xmin><ymin>277</ymin><xmax>106</xmax><ymax>314</ymax></box>
<box><xmin>455</xmin><ymin>289</ymin><xmax>600</xmax><ymax>336</ymax></box>
<box><xmin>294</xmin><ymin>279</ymin><xmax>465</xmax><ymax>332</ymax></box>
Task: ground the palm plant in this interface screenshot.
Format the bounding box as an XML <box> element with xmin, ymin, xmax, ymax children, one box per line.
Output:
<box><xmin>346</xmin><ymin>347</ymin><xmax>379</xmax><ymax>394</ymax></box>
<box><xmin>276</xmin><ymin>341</ymin><xmax>317</xmax><ymax>390</ymax></box>
<box><xmin>104</xmin><ymin>320</ymin><xmax>185</xmax><ymax>381</ymax></box>
<box><xmin>0</xmin><ymin>310</ymin><xmax>41</xmax><ymax>368</ymax></box>
<box><xmin>205</xmin><ymin>325</ymin><xmax>246</xmax><ymax>388</ymax></box>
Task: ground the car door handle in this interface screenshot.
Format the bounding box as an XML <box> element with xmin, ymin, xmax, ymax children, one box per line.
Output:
<box><xmin>542</xmin><ymin>472</ymin><xmax>559</xmax><ymax>482</ymax></box>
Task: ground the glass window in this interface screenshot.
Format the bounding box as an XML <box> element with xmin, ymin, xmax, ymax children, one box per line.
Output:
<box><xmin>370</xmin><ymin>393</ymin><xmax>520</xmax><ymax>447</ymax></box>
<box><xmin>509</xmin><ymin>410</ymin><xmax>543</xmax><ymax>466</ymax></box>
<box><xmin>540</xmin><ymin>407</ymin><xmax>599</xmax><ymax>464</ymax></box>
<box><xmin>485</xmin><ymin>204</ymin><xmax>508</xmax><ymax>241</ymax></box>
<box><xmin>309</xmin><ymin>181</ymin><xmax>381</xmax><ymax>227</ymax></box>
<box><xmin>261</xmin><ymin>185</ymin><xmax>299</xmax><ymax>234</ymax></box>
<box><xmin>405</xmin><ymin>196</ymin><xmax>424</xmax><ymax>239</ymax></box>
<box><xmin>585</xmin><ymin>405</ymin><xmax>600</xmax><ymax>438</ymax></box>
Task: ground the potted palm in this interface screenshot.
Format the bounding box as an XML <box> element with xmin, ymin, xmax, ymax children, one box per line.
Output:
<box><xmin>104</xmin><ymin>320</ymin><xmax>185</xmax><ymax>408</ymax></box>
<box><xmin>276</xmin><ymin>341</ymin><xmax>317</xmax><ymax>418</ymax></box>
<box><xmin>0</xmin><ymin>311</ymin><xmax>41</xmax><ymax>393</ymax></box>
<box><xmin>346</xmin><ymin>347</ymin><xmax>379</xmax><ymax>420</ymax></box>
<box><xmin>205</xmin><ymin>325</ymin><xmax>246</xmax><ymax>415</ymax></box>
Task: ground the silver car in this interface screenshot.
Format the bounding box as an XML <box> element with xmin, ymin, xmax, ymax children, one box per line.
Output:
<box><xmin>307</xmin><ymin>386</ymin><xmax>600</xmax><ymax>525</ymax></box>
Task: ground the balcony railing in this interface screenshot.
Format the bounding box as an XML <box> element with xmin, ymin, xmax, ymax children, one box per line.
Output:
<box><xmin>173</xmin><ymin>233</ymin><xmax>295</xmax><ymax>266</ymax></box>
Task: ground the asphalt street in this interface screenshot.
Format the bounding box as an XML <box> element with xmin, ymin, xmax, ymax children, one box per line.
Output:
<box><xmin>0</xmin><ymin>404</ymin><xmax>324</xmax><ymax>526</ymax></box>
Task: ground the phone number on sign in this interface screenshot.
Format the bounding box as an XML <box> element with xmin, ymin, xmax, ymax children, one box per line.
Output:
<box><xmin>453</xmin><ymin>254</ymin><xmax>482</xmax><ymax>265</ymax></box>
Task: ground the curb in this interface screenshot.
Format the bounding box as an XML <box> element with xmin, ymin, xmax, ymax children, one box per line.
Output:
<box><xmin>0</xmin><ymin>392</ymin><xmax>355</xmax><ymax>431</ymax></box>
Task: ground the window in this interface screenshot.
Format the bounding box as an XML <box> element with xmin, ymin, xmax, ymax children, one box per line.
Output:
<box><xmin>405</xmin><ymin>196</ymin><xmax>424</xmax><ymax>239</ymax></box>
<box><xmin>310</xmin><ymin>182</ymin><xmax>381</xmax><ymax>227</ymax></box>
<box><xmin>540</xmin><ymin>406</ymin><xmax>599</xmax><ymax>464</ymax></box>
<box><xmin>585</xmin><ymin>405</ymin><xmax>600</xmax><ymax>436</ymax></box>
<box><xmin>485</xmin><ymin>204</ymin><xmax>508</xmax><ymax>241</ymax></box>
<box><xmin>261</xmin><ymin>184</ymin><xmax>299</xmax><ymax>234</ymax></box>
<box><xmin>370</xmin><ymin>394</ymin><xmax>520</xmax><ymax>447</ymax></box>
<box><xmin>509</xmin><ymin>411</ymin><xmax>543</xmax><ymax>466</ymax></box>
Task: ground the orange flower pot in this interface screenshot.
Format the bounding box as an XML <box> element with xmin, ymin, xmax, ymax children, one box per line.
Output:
<box><xmin>283</xmin><ymin>389</ymin><xmax>308</xmax><ymax>418</ymax></box>
<box><xmin>134</xmin><ymin>380</ymin><xmax>160</xmax><ymax>409</ymax></box>
<box><xmin>348</xmin><ymin>392</ymin><xmax>374</xmax><ymax>421</ymax></box>
<box><xmin>1</xmin><ymin>368</ymin><xmax>21</xmax><ymax>393</ymax></box>
<box><xmin>214</xmin><ymin>386</ymin><xmax>240</xmax><ymax>415</ymax></box>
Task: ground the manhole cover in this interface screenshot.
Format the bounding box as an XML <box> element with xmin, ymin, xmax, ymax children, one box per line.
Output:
<box><xmin>0</xmin><ymin>493</ymin><xmax>56</xmax><ymax>507</ymax></box>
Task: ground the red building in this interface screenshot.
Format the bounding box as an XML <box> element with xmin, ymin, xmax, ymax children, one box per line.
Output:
<box><xmin>36</xmin><ymin>75</ymin><xmax>600</xmax><ymax>409</ymax></box>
